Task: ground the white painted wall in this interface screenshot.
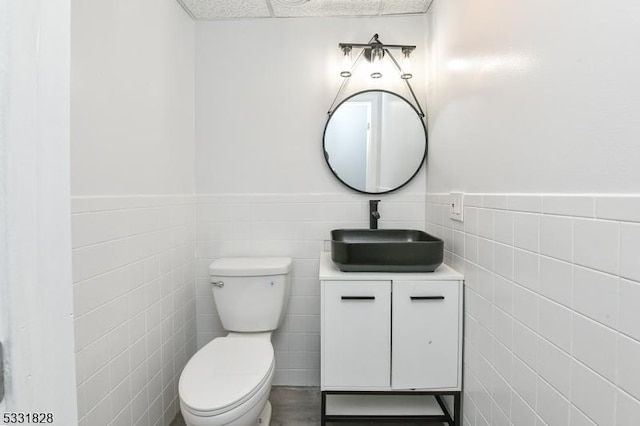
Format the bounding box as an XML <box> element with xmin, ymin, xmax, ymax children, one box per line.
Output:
<box><xmin>425</xmin><ymin>0</ymin><xmax>640</xmax><ymax>194</ymax></box>
<box><xmin>0</xmin><ymin>0</ymin><xmax>9</xmax><ymax>413</ymax></box>
<box><xmin>1</xmin><ymin>0</ymin><xmax>78</xmax><ymax>423</ymax></box>
<box><xmin>70</xmin><ymin>1</ymin><xmax>197</xmax><ymax>424</ymax></box>
<box><xmin>195</xmin><ymin>16</ymin><xmax>427</xmax><ymax>194</ymax></box>
<box><xmin>71</xmin><ymin>0</ymin><xmax>196</xmax><ymax>196</ymax></box>
<box><xmin>425</xmin><ymin>0</ymin><xmax>640</xmax><ymax>424</ymax></box>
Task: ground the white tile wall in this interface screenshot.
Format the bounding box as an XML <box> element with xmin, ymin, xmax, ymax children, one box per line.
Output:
<box><xmin>72</xmin><ymin>196</ymin><xmax>197</xmax><ymax>426</ymax></box>
<box><xmin>195</xmin><ymin>193</ymin><xmax>426</xmax><ymax>386</ymax></box>
<box><xmin>426</xmin><ymin>193</ymin><xmax>640</xmax><ymax>426</ymax></box>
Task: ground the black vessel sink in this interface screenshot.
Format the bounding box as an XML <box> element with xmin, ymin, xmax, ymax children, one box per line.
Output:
<box><xmin>330</xmin><ymin>229</ymin><xmax>444</xmax><ymax>272</ymax></box>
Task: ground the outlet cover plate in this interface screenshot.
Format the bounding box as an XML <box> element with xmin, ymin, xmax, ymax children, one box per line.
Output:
<box><xmin>450</xmin><ymin>192</ymin><xmax>464</xmax><ymax>222</ymax></box>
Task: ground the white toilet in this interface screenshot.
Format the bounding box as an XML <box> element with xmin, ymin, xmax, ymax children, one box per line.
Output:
<box><xmin>178</xmin><ymin>257</ymin><xmax>292</xmax><ymax>426</ymax></box>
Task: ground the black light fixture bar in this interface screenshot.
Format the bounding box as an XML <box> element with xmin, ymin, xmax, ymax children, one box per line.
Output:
<box><xmin>339</xmin><ymin>42</ymin><xmax>416</xmax><ymax>51</ymax></box>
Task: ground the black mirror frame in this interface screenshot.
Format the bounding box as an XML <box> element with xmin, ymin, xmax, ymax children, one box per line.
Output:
<box><xmin>323</xmin><ymin>89</ymin><xmax>428</xmax><ymax>195</ymax></box>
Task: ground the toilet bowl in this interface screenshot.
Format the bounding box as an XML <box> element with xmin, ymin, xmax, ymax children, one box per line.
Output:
<box><xmin>179</xmin><ymin>334</ymin><xmax>275</xmax><ymax>426</ymax></box>
<box><xmin>178</xmin><ymin>257</ymin><xmax>292</xmax><ymax>426</ymax></box>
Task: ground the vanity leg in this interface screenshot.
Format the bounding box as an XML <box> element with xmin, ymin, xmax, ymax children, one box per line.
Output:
<box><xmin>321</xmin><ymin>391</ymin><xmax>326</xmax><ymax>426</ymax></box>
<box><xmin>454</xmin><ymin>392</ymin><xmax>461</xmax><ymax>426</ymax></box>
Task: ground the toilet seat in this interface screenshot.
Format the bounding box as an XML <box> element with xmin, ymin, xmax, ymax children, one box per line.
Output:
<box><xmin>179</xmin><ymin>337</ymin><xmax>274</xmax><ymax>417</ymax></box>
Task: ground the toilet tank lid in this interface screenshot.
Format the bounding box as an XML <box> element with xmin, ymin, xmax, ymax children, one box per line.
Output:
<box><xmin>209</xmin><ymin>257</ymin><xmax>292</xmax><ymax>276</ymax></box>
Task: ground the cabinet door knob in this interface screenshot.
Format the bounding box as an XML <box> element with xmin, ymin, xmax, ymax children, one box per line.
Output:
<box><xmin>341</xmin><ymin>296</ymin><xmax>375</xmax><ymax>300</ymax></box>
<box><xmin>410</xmin><ymin>296</ymin><xmax>445</xmax><ymax>300</ymax></box>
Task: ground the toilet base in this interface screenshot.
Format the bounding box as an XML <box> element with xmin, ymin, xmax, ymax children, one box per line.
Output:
<box><xmin>258</xmin><ymin>400</ymin><xmax>272</xmax><ymax>425</ymax></box>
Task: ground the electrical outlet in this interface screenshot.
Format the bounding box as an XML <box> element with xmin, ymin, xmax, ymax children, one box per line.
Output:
<box><xmin>450</xmin><ymin>192</ymin><xmax>464</xmax><ymax>222</ymax></box>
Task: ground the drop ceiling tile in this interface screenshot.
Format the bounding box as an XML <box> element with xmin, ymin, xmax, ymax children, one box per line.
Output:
<box><xmin>179</xmin><ymin>0</ymin><xmax>271</xmax><ymax>20</ymax></box>
<box><xmin>380</xmin><ymin>0</ymin><xmax>430</xmax><ymax>15</ymax></box>
<box><xmin>269</xmin><ymin>0</ymin><xmax>328</xmax><ymax>18</ymax></box>
<box><xmin>271</xmin><ymin>0</ymin><xmax>382</xmax><ymax>18</ymax></box>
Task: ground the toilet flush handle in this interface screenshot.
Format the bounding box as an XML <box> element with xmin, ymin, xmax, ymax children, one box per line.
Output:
<box><xmin>211</xmin><ymin>280</ymin><xmax>224</xmax><ymax>288</ymax></box>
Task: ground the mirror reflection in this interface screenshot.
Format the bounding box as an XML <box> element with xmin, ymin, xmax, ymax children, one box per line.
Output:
<box><xmin>323</xmin><ymin>90</ymin><xmax>427</xmax><ymax>194</ymax></box>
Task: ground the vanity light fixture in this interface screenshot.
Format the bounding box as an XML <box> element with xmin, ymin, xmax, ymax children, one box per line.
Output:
<box><xmin>338</xmin><ymin>34</ymin><xmax>415</xmax><ymax>80</ymax></box>
<box><xmin>329</xmin><ymin>34</ymin><xmax>425</xmax><ymax>119</ymax></box>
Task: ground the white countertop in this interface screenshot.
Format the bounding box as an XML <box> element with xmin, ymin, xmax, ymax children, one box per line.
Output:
<box><xmin>319</xmin><ymin>251</ymin><xmax>464</xmax><ymax>281</ymax></box>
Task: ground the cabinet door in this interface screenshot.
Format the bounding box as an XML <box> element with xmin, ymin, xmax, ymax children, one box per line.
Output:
<box><xmin>392</xmin><ymin>280</ymin><xmax>460</xmax><ymax>389</ymax></box>
<box><xmin>322</xmin><ymin>280</ymin><xmax>391</xmax><ymax>389</ymax></box>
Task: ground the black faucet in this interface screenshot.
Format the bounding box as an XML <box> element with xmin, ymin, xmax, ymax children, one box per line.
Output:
<box><xmin>369</xmin><ymin>200</ymin><xmax>381</xmax><ymax>230</ymax></box>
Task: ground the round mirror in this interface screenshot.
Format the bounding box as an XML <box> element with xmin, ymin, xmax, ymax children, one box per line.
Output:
<box><xmin>323</xmin><ymin>90</ymin><xmax>427</xmax><ymax>194</ymax></box>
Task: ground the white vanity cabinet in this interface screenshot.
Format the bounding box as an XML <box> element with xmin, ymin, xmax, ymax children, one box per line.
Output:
<box><xmin>322</xmin><ymin>280</ymin><xmax>391</xmax><ymax>389</ymax></box>
<box><xmin>391</xmin><ymin>279</ymin><xmax>460</xmax><ymax>389</ymax></box>
<box><xmin>319</xmin><ymin>252</ymin><xmax>463</xmax><ymax>425</ymax></box>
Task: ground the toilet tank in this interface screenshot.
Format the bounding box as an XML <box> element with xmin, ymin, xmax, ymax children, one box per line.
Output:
<box><xmin>209</xmin><ymin>257</ymin><xmax>292</xmax><ymax>332</ymax></box>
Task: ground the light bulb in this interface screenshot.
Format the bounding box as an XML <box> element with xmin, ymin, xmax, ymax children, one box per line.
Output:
<box><xmin>401</xmin><ymin>48</ymin><xmax>413</xmax><ymax>79</ymax></box>
<box><xmin>370</xmin><ymin>47</ymin><xmax>383</xmax><ymax>79</ymax></box>
<box><xmin>340</xmin><ymin>46</ymin><xmax>352</xmax><ymax>77</ymax></box>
